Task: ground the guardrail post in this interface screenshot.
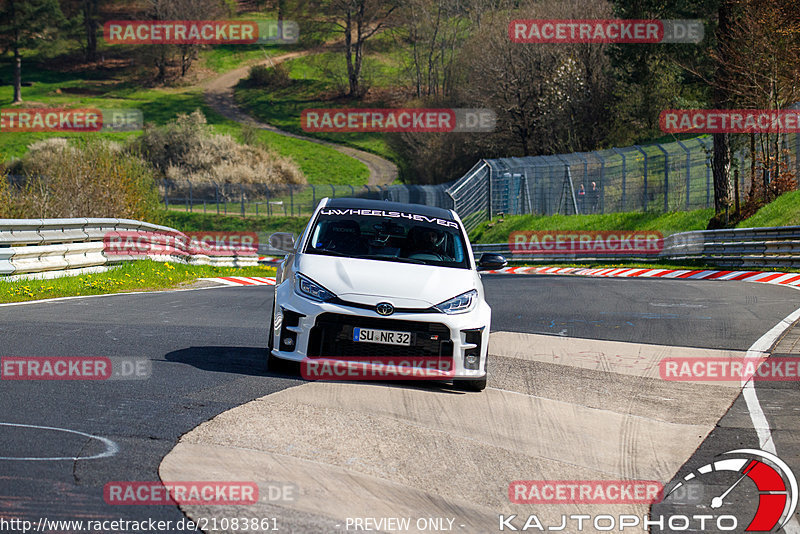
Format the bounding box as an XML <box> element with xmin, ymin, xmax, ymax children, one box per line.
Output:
<box><xmin>634</xmin><ymin>146</ymin><xmax>648</xmax><ymax>211</ymax></box>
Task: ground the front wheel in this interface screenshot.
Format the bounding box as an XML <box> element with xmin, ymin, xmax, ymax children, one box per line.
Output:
<box><xmin>452</xmin><ymin>376</ymin><xmax>487</xmax><ymax>392</ymax></box>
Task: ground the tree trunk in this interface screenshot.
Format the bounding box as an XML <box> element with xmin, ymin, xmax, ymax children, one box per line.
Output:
<box><xmin>12</xmin><ymin>49</ymin><xmax>22</xmax><ymax>103</ymax></box>
<box><xmin>711</xmin><ymin>0</ymin><xmax>733</xmax><ymax>219</ymax></box>
<box><xmin>344</xmin><ymin>10</ymin><xmax>357</xmax><ymax>96</ymax></box>
<box><xmin>84</xmin><ymin>0</ymin><xmax>98</xmax><ymax>61</ymax></box>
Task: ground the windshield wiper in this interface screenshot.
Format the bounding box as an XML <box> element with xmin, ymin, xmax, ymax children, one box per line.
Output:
<box><xmin>353</xmin><ymin>255</ymin><xmax>427</xmax><ymax>265</ymax></box>
<box><xmin>309</xmin><ymin>249</ymin><xmax>349</xmax><ymax>257</ymax></box>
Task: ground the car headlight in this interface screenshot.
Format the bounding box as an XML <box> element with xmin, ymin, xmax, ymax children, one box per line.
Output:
<box><xmin>435</xmin><ymin>289</ymin><xmax>478</xmax><ymax>314</ymax></box>
<box><xmin>295</xmin><ymin>274</ymin><xmax>336</xmax><ymax>302</ymax></box>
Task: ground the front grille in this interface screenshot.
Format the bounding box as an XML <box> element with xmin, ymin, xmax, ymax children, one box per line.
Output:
<box><xmin>307</xmin><ymin>313</ymin><xmax>453</xmax><ymax>357</ymax></box>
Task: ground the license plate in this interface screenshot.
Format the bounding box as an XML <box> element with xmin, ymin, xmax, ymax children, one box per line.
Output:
<box><xmin>353</xmin><ymin>327</ymin><xmax>412</xmax><ymax>346</ymax></box>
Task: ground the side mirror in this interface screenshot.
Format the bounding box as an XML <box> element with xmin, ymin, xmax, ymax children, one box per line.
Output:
<box><xmin>477</xmin><ymin>252</ymin><xmax>507</xmax><ymax>271</ymax></box>
<box><xmin>269</xmin><ymin>232</ymin><xmax>296</xmax><ymax>253</ymax></box>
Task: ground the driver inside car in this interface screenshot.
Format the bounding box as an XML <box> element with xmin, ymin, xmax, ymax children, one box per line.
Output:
<box><xmin>404</xmin><ymin>226</ymin><xmax>444</xmax><ymax>258</ymax></box>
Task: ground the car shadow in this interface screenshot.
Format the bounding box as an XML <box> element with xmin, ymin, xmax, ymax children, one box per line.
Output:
<box><xmin>164</xmin><ymin>347</ymin><xmax>478</xmax><ymax>392</ymax></box>
<box><xmin>164</xmin><ymin>346</ymin><xmax>277</xmax><ymax>377</ymax></box>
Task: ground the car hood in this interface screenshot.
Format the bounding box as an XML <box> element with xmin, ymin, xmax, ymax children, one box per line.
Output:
<box><xmin>296</xmin><ymin>254</ymin><xmax>476</xmax><ymax>308</ymax></box>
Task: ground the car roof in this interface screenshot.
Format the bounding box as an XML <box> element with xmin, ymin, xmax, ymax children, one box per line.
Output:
<box><xmin>323</xmin><ymin>197</ymin><xmax>456</xmax><ymax>221</ymax></box>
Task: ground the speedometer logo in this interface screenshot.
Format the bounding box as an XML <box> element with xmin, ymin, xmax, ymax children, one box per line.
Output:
<box><xmin>664</xmin><ymin>449</ymin><xmax>798</xmax><ymax>531</ymax></box>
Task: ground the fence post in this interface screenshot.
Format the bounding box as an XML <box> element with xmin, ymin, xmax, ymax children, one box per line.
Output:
<box><xmin>189</xmin><ymin>181</ymin><xmax>193</xmax><ymax>212</ymax></box>
<box><xmin>311</xmin><ymin>184</ymin><xmax>316</xmax><ymax>212</ymax></box>
<box><xmin>348</xmin><ymin>185</ymin><xmax>355</xmax><ymax>196</ymax></box>
<box><xmin>676</xmin><ymin>140</ymin><xmax>691</xmax><ymax>210</ymax></box>
<box><xmin>634</xmin><ymin>146</ymin><xmax>648</xmax><ymax>211</ymax></box>
<box><xmin>655</xmin><ymin>144</ymin><xmax>669</xmax><ymax>212</ymax></box>
<box><xmin>697</xmin><ymin>137</ymin><xmax>713</xmax><ymax>208</ymax></box>
<box><xmin>266</xmin><ymin>185</ymin><xmax>271</xmax><ymax>217</ymax></box>
<box><xmin>612</xmin><ymin>148</ymin><xmax>627</xmax><ymax>210</ymax></box>
<box><xmin>795</xmin><ymin>131</ymin><xmax>800</xmax><ymax>185</ymax></box>
<box><xmin>241</xmin><ymin>185</ymin><xmax>245</xmax><ymax>217</ymax></box>
<box><xmin>487</xmin><ymin>163</ymin><xmax>493</xmax><ymax>220</ymax></box>
<box><xmin>163</xmin><ymin>180</ymin><xmax>169</xmax><ymax>209</ymax></box>
<box><xmin>600</xmin><ymin>154</ymin><xmax>606</xmax><ymax>214</ymax></box>
<box><xmin>290</xmin><ymin>187</ymin><xmax>294</xmax><ymax>216</ymax></box>
<box><xmin>330</xmin><ymin>184</ymin><xmax>336</xmax><ymax>198</ymax></box>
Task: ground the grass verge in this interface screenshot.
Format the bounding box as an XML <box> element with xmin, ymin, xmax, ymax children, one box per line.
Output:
<box><xmin>470</xmin><ymin>210</ymin><xmax>714</xmax><ymax>244</ymax></box>
<box><xmin>0</xmin><ymin>260</ymin><xmax>276</xmax><ymax>304</ymax></box>
<box><xmin>234</xmin><ymin>52</ymin><xmax>400</xmax><ymax>165</ymax></box>
<box><xmin>161</xmin><ymin>211</ymin><xmax>310</xmax><ymax>234</ymax></box>
<box><xmin>736</xmin><ymin>190</ymin><xmax>800</xmax><ymax>228</ymax></box>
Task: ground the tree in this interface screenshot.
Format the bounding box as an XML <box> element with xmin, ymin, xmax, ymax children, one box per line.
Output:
<box><xmin>59</xmin><ymin>0</ymin><xmax>100</xmax><ymax>62</ymax></box>
<box><xmin>458</xmin><ymin>0</ymin><xmax>613</xmax><ymax>156</ymax></box>
<box><xmin>302</xmin><ymin>0</ymin><xmax>399</xmax><ymax>97</ymax></box>
<box><xmin>0</xmin><ymin>0</ymin><xmax>64</xmax><ymax>103</ymax></box>
<box><xmin>394</xmin><ymin>0</ymin><xmax>470</xmax><ymax>98</ymax></box>
<box><xmin>710</xmin><ymin>0</ymin><xmax>800</xmax><ymax>213</ymax></box>
<box><xmin>144</xmin><ymin>0</ymin><xmax>225</xmax><ymax>82</ymax></box>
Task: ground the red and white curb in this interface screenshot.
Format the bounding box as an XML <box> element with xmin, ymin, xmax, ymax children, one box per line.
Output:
<box><xmin>486</xmin><ymin>266</ymin><xmax>800</xmax><ymax>288</ymax></box>
<box><xmin>201</xmin><ymin>276</ymin><xmax>276</xmax><ymax>286</ymax></box>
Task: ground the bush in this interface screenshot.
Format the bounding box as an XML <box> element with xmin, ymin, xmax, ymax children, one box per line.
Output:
<box><xmin>130</xmin><ymin>110</ymin><xmax>305</xmax><ymax>188</ymax></box>
<box><xmin>244</xmin><ymin>64</ymin><xmax>291</xmax><ymax>88</ymax></box>
<box><xmin>7</xmin><ymin>138</ymin><xmax>161</xmax><ymax>221</ymax></box>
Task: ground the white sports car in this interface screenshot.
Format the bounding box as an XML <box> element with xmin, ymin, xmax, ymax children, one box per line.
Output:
<box><xmin>268</xmin><ymin>198</ymin><xmax>506</xmax><ymax>391</ymax></box>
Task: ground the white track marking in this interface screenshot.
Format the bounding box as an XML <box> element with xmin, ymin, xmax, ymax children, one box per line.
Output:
<box><xmin>0</xmin><ymin>423</ymin><xmax>119</xmax><ymax>461</ymax></box>
<box><xmin>741</xmin><ymin>305</ymin><xmax>800</xmax><ymax>533</ymax></box>
<box><xmin>0</xmin><ymin>284</ymin><xmax>236</xmax><ymax>308</ymax></box>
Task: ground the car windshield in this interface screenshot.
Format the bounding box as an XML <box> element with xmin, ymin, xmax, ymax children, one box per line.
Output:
<box><xmin>304</xmin><ymin>207</ymin><xmax>470</xmax><ymax>269</ymax></box>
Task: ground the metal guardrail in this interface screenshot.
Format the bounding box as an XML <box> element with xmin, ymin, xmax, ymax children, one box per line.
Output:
<box><xmin>0</xmin><ymin>218</ymin><xmax>259</xmax><ymax>277</ymax></box>
<box><xmin>3</xmin><ymin>219</ymin><xmax>800</xmax><ymax>278</ymax></box>
<box><xmin>472</xmin><ymin>226</ymin><xmax>800</xmax><ymax>269</ymax></box>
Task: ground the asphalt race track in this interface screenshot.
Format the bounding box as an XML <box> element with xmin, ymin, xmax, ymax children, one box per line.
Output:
<box><xmin>1</xmin><ymin>275</ymin><xmax>799</xmax><ymax>533</ymax></box>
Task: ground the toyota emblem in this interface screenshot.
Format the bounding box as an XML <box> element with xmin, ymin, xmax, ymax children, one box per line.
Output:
<box><xmin>376</xmin><ymin>302</ymin><xmax>394</xmax><ymax>316</ymax></box>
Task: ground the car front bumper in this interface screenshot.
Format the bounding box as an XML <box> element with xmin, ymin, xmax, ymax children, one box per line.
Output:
<box><xmin>270</xmin><ymin>282</ymin><xmax>490</xmax><ymax>379</ymax></box>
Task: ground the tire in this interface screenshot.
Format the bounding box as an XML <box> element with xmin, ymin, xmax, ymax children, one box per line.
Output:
<box><xmin>268</xmin><ymin>351</ymin><xmax>286</xmax><ymax>372</ymax></box>
<box><xmin>268</xmin><ymin>306</ymin><xmax>275</xmax><ymax>352</ymax></box>
<box><xmin>452</xmin><ymin>376</ymin><xmax>487</xmax><ymax>392</ymax></box>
